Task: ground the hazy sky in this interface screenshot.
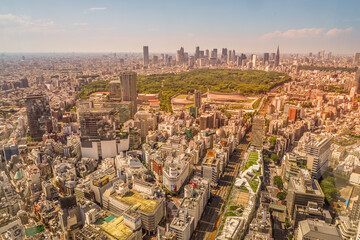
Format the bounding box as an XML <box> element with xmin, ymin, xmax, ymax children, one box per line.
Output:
<box><xmin>1</xmin><ymin>0</ymin><xmax>359</xmax><ymax>54</ymax></box>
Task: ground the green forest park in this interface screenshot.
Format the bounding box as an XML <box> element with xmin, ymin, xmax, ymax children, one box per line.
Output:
<box><xmin>77</xmin><ymin>69</ymin><xmax>291</xmax><ymax>111</ymax></box>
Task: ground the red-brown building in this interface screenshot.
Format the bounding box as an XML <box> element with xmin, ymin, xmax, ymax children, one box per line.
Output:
<box><xmin>288</xmin><ymin>107</ymin><xmax>300</xmax><ymax>122</ymax></box>
<box><xmin>152</xmin><ymin>159</ymin><xmax>163</xmax><ymax>180</ymax></box>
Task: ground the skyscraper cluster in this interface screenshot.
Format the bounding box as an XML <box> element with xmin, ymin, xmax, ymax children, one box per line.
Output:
<box><xmin>140</xmin><ymin>45</ymin><xmax>280</xmax><ymax>69</ymax></box>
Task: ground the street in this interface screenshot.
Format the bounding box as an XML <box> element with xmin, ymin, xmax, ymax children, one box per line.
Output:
<box><xmin>192</xmin><ymin>132</ymin><xmax>251</xmax><ymax>240</ymax></box>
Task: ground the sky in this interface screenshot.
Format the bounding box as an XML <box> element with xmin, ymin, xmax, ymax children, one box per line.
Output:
<box><xmin>0</xmin><ymin>0</ymin><xmax>359</xmax><ymax>54</ymax></box>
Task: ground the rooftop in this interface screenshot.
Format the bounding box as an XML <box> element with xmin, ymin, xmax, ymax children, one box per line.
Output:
<box><xmin>299</xmin><ymin>219</ymin><xmax>342</xmax><ymax>240</ymax></box>
<box><xmin>111</xmin><ymin>190</ymin><xmax>160</xmax><ymax>214</ymax></box>
<box><xmin>95</xmin><ymin>216</ymin><xmax>133</xmax><ymax>240</ymax></box>
<box><xmin>290</xmin><ymin>176</ymin><xmax>323</xmax><ymax>196</ymax></box>
<box><xmin>202</xmin><ymin>156</ymin><xmax>219</xmax><ymax>166</ymax></box>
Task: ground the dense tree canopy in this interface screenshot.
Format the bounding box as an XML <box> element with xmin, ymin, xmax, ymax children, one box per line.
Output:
<box><xmin>269</xmin><ymin>136</ymin><xmax>277</xmax><ymax>150</ymax></box>
<box><xmin>76</xmin><ymin>69</ymin><xmax>291</xmax><ymax>112</ymax></box>
<box><xmin>276</xmin><ymin>191</ymin><xmax>287</xmax><ymax>200</ymax></box>
<box><xmin>299</xmin><ymin>65</ymin><xmax>357</xmax><ymax>73</ymax></box>
<box><xmin>77</xmin><ymin>80</ymin><xmax>110</xmax><ymax>99</ymax></box>
<box><xmin>320</xmin><ymin>176</ymin><xmax>340</xmax><ymax>203</ymax></box>
<box><xmin>137</xmin><ymin>69</ymin><xmax>291</xmax><ymax>95</ymax></box>
<box><xmin>273</xmin><ymin>176</ymin><xmax>283</xmax><ymax>189</ymax></box>
<box><xmin>137</xmin><ymin>69</ymin><xmax>291</xmax><ymax>111</ymax></box>
<box><xmin>271</xmin><ymin>153</ymin><xmax>280</xmax><ymax>164</ymax></box>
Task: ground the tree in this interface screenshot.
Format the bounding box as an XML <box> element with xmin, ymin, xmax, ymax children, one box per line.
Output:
<box><xmin>269</xmin><ymin>136</ymin><xmax>277</xmax><ymax>150</ymax></box>
<box><xmin>273</xmin><ymin>176</ymin><xmax>283</xmax><ymax>189</ymax></box>
<box><xmin>320</xmin><ymin>176</ymin><xmax>340</xmax><ymax>203</ymax></box>
<box><xmin>136</xmin><ymin>69</ymin><xmax>291</xmax><ymax>112</ymax></box>
<box><xmin>271</xmin><ymin>153</ymin><xmax>280</xmax><ymax>164</ymax></box>
<box><xmin>263</xmin><ymin>155</ymin><xmax>271</xmax><ymax>164</ymax></box>
<box><xmin>276</xmin><ymin>191</ymin><xmax>287</xmax><ymax>200</ymax></box>
<box><xmin>285</xmin><ymin>217</ymin><xmax>291</xmax><ymax>228</ymax></box>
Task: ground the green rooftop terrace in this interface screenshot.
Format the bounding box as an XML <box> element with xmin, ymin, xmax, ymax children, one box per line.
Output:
<box><xmin>244</xmin><ymin>151</ymin><xmax>259</xmax><ymax>170</ymax></box>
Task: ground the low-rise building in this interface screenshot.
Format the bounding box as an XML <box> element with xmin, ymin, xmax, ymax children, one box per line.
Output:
<box><xmin>296</xmin><ymin>219</ymin><xmax>342</xmax><ymax>240</ymax></box>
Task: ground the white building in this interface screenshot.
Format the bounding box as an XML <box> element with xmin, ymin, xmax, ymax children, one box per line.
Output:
<box><xmin>163</xmin><ymin>156</ymin><xmax>190</xmax><ymax>192</ymax></box>
<box><xmin>169</xmin><ymin>208</ymin><xmax>194</xmax><ymax>240</ymax></box>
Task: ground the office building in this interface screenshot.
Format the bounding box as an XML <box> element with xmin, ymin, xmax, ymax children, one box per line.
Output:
<box><xmin>199</xmin><ymin>113</ymin><xmax>215</xmax><ymax>130</ymax></box>
<box><xmin>102</xmin><ymin>181</ymin><xmax>165</xmax><ymax>234</ymax></box>
<box><xmin>355</xmin><ymin>71</ymin><xmax>360</xmax><ymax>94</ymax></box>
<box><xmin>0</xmin><ymin>214</ymin><xmax>24</xmax><ymax>240</ymax></box>
<box><xmin>176</xmin><ymin>47</ymin><xmax>185</xmax><ymax>65</ymax></box>
<box><xmin>263</xmin><ymin>53</ymin><xmax>269</xmax><ymax>65</ymax></box>
<box><xmin>120</xmin><ymin>71</ymin><xmax>137</xmax><ymax>115</ymax></box>
<box><xmin>20</xmin><ymin>77</ymin><xmax>29</xmax><ymax>88</ymax></box>
<box><xmin>228</xmin><ymin>50</ymin><xmax>232</xmax><ymax>63</ymax></box>
<box><xmin>252</xmin><ymin>54</ymin><xmax>257</xmax><ymax>66</ymax></box>
<box><xmin>169</xmin><ymin>208</ymin><xmax>194</xmax><ymax>240</ymax></box>
<box><xmin>288</xmin><ymin>107</ymin><xmax>301</xmax><ymax>122</ymax></box>
<box><xmin>201</xmin><ymin>157</ymin><xmax>220</xmax><ymax>185</ymax></box>
<box><xmin>78</xmin><ymin>108</ymin><xmax>115</xmax><ymax>138</ymax></box>
<box><xmin>195</xmin><ymin>46</ymin><xmax>200</xmax><ymax>60</ymax></box>
<box><xmin>336</xmin><ymin>218</ymin><xmax>358</xmax><ymax>240</ymax></box>
<box><xmin>275</xmin><ymin>46</ymin><xmax>280</xmax><ymax>67</ymax></box>
<box><xmin>109</xmin><ymin>80</ymin><xmax>122</xmax><ymax>100</ymax></box>
<box><xmin>143</xmin><ymin>46</ymin><xmax>149</xmax><ymax>66</ymax></box>
<box><xmin>211</xmin><ymin>48</ymin><xmax>217</xmax><ymax>59</ymax></box>
<box><xmin>221</xmin><ymin>48</ymin><xmax>228</xmax><ymax>62</ymax></box>
<box><xmin>350</xmin><ymin>198</ymin><xmax>360</xmax><ymax>221</ymax></box>
<box><xmin>179</xmin><ymin>178</ymin><xmax>210</xmax><ymax>230</ymax></box>
<box><xmin>354</xmin><ymin>52</ymin><xmax>360</xmax><ymax>65</ymax></box>
<box><xmin>153</xmin><ymin>55</ymin><xmax>158</xmax><ymax>65</ymax></box>
<box><xmin>251</xmin><ymin>115</ymin><xmax>265</xmax><ymax>147</ymax></box>
<box><xmin>58</xmin><ymin>196</ymin><xmax>82</xmax><ymax>232</ymax></box>
<box><xmin>293</xmin><ymin>202</ymin><xmax>331</xmax><ymax>227</ymax></box>
<box><xmin>3</xmin><ymin>144</ymin><xmax>19</xmax><ymax>162</ymax></box>
<box><xmin>194</xmin><ymin>90</ymin><xmax>201</xmax><ymax>109</ymax></box>
<box><xmin>287</xmin><ymin>169</ymin><xmax>325</xmax><ymax>219</ymax></box>
<box><xmin>163</xmin><ymin>156</ymin><xmax>190</xmax><ymax>192</ymax></box>
<box><xmin>297</xmin><ymin>132</ymin><xmax>332</xmax><ymax>179</ymax></box>
<box><xmin>25</xmin><ymin>94</ymin><xmax>52</xmax><ymax>141</ymax></box>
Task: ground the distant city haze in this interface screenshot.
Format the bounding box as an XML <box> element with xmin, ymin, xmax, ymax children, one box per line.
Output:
<box><xmin>0</xmin><ymin>0</ymin><xmax>359</xmax><ymax>54</ymax></box>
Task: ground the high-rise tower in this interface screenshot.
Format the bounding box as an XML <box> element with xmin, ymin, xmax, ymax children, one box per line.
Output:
<box><xmin>120</xmin><ymin>71</ymin><xmax>137</xmax><ymax>115</ymax></box>
<box><xmin>221</xmin><ymin>48</ymin><xmax>228</xmax><ymax>62</ymax></box>
<box><xmin>353</xmin><ymin>52</ymin><xmax>360</xmax><ymax>65</ymax></box>
<box><xmin>143</xmin><ymin>46</ymin><xmax>149</xmax><ymax>66</ymax></box>
<box><xmin>355</xmin><ymin>71</ymin><xmax>360</xmax><ymax>94</ymax></box>
<box><xmin>275</xmin><ymin>46</ymin><xmax>280</xmax><ymax>67</ymax></box>
<box><xmin>195</xmin><ymin>46</ymin><xmax>200</xmax><ymax>60</ymax></box>
<box><xmin>25</xmin><ymin>94</ymin><xmax>52</xmax><ymax>141</ymax></box>
<box><xmin>251</xmin><ymin>115</ymin><xmax>265</xmax><ymax>148</ymax></box>
<box><xmin>263</xmin><ymin>53</ymin><xmax>270</xmax><ymax>65</ymax></box>
<box><xmin>194</xmin><ymin>90</ymin><xmax>201</xmax><ymax>109</ymax></box>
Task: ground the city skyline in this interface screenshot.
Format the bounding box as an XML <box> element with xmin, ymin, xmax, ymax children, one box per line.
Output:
<box><xmin>1</xmin><ymin>0</ymin><xmax>360</xmax><ymax>54</ymax></box>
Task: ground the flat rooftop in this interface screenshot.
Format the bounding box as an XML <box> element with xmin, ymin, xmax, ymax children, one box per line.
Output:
<box><xmin>291</xmin><ymin>177</ymin><xmax>324</xmax><ymax>196</ymax></box>
<box><xmin>300</xmin><ymin>219</ymin><xmax>342</xmax><ymax>240</ymax></box>
<box><xmin>202</xmin><ymin>156</ymin><xmax>219</xmax><ymax>166</ymax></box>
<box><xmin>112</xmin><ymin>190</ymin><xmax>159</xmax><ymax>214</ymax></box>
<box><xmin>95</xmin><ymin>216</ymin><xmax>132</xmax><ymax>240</ymax></box>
